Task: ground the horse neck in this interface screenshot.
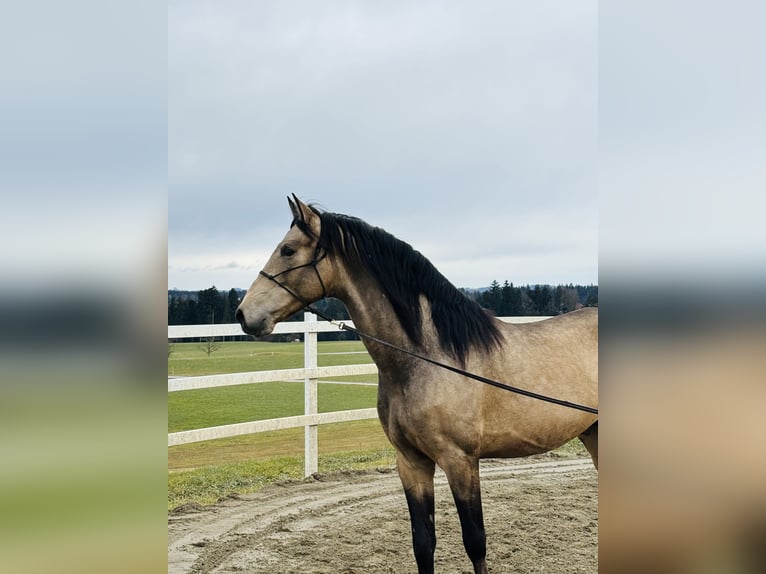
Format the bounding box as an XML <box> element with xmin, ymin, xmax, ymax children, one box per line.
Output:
<box><xmin>328</xmin><ymin>260</ymin><xmax>432</xmax><ymax>368</ymax></box>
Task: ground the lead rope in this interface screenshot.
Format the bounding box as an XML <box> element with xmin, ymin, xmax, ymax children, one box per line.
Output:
<box><xmin>308</xmin><ymin>305</ymin><xmax>598</xmax><ymax>415</ymax></box>
<box><xmin>259</xmin><ymin>262</ymin><xmax>598</xmax><ymax>416</ymax></box>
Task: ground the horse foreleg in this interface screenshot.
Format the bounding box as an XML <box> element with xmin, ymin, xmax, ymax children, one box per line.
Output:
<box><xmin>578</xmin><ymin>421</ymin><xmax>598</xmax><ymax>470</ymax></box>
<box><xmin>397</xmin><ymin>450</ymin><xmax>436</xmax><ymax>574</ymax></box>
<box><xmin>441</xmin><ymin>457</ymin><xmax>488</xmax><ymax>574</ymax></box>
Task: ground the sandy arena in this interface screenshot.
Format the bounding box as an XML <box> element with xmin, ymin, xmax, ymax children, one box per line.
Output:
<box><xmin>169</xmin><ymin>457</ymin><xmax>597</xmax><ymax>573</ymax></box>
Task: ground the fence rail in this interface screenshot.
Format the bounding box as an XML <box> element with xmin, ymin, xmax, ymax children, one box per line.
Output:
<box><xmin>168</xmin><ymin>314</ymin><xmax>549</xmax><ymax>476</ymax></box>
<box><xmin>168</xmin><ymin>363</ymin><xmax>378</xmax><ymax>392</ymax></box>
<box><xmin>168</xmin><ymin>320</ymin><xmax>344</xmax><ymax>339</ymax></box>
<box><xmin>168</xmin><ymin>408</ymin><xmax>379</xmax><ymax>447</ymax></box>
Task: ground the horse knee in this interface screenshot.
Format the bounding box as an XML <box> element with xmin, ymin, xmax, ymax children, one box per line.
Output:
<box><xmin>442</xmin><ymin>458</ymin><xmax>487</xmax><ymax>567</ymax></box>
<box><xmin>398</xmin><ymin>451</ymin><xmax>437</xmax><ymax>571</ymax></box>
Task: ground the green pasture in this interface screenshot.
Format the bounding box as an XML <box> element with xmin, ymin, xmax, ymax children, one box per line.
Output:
<box><xmin>168</xmin><ymin>339</ymin><xmax>381</xmax><ymax>436</ymax></box>
<box><xmin>168</xmin><ymin>339</ymin><xmax>394</xmax><ymax>509</ymax></box>
<box><xmin>168</xmin><ymin>339</ymin><xmax>374</xmax><ymax>377</ymax></box>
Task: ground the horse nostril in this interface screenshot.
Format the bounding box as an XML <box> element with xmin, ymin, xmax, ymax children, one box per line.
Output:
<box><xmin>235</xmin><ymin>308</ymin><xmax>245</xmax><ymax>326</ymax></box>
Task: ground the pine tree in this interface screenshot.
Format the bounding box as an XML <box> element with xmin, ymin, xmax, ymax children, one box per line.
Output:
<box><xmin>225</xmin><ymin>288</ymin><xmax>240</xmax><ymax>323</ymax></box>
<box><xmin>484</xmin><ymin>280</ymin><xmax>502</xmax><ymax>314</ymax></box>
<box><xmin>198</xmin><ymin>286</ymin><xmax>223</xmax><ymax>324</ymax></box>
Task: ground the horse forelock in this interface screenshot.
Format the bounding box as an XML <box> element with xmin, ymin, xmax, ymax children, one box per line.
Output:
<box><xmin>313</xmin><ymin>208</ymin><xmax>502</xmax><ymax>365</ymax></box>
<box><xmin>290</xmin><ymin>216</ymin><xmax>316</xmax><ymax>239</ymax></box>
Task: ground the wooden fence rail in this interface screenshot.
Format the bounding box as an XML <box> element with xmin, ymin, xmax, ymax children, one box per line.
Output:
<box><xmin>168</xmin><ymin>314</ymin><xmax>549</xmax><ymax>476</ymax></box>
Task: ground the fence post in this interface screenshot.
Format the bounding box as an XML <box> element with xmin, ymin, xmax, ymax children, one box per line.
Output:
<box><xmin>303</xmin><ymin>311</ymin><xmax>318</xmax><ymax>477</ymax></box>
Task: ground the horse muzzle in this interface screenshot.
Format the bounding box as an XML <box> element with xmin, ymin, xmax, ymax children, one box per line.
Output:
<box><xmin>235</xmin><ymin>307</ymin><xmax>274</xmax><ymax>337</ymax></box>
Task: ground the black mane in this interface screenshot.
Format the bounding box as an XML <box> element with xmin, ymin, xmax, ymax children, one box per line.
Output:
<box><xmin>312</xmin><ymin>207</ymin><xmax>503</xmax><ymax>366</ymax></box>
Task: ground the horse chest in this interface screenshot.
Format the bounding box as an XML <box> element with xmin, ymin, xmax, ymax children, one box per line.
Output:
<box><xmin>376</xmin><ymin>372</ymin><xmax>483</xmax><ymax>455</ymax></box>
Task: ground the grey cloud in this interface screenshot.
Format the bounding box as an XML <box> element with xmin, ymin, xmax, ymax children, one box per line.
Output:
<box><xmin>169</xmin><ymin>1</ymin><xmax>597</xmax><ymax>288</ymax></box>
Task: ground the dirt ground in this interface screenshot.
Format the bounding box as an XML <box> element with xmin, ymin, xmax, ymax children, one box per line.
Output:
<box><xmin>168</xmin><ymin>457</ymin><xmax>597</xmax><ymax>573</ymax></box>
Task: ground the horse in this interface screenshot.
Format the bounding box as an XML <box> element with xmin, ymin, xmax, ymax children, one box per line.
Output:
<box><xmin>236</xmin><ymin>196</ymin><xmax>598</xmax><ymax>574</ymax></box>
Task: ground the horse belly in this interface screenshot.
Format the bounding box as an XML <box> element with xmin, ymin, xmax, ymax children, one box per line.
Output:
<box><xmin>480</xmin><ymin>428</ymin><xmax>572</xmax><ymax>458</ymax></box>
<box><xmin>478</xmin><ymin>396</ymin><xmax>596</xmax><ymax>459</ymax></box>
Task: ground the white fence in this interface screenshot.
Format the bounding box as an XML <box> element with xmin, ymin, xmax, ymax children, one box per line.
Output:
<box><xmin>168</xmin><ymin>314</ymin><xmax>549</xmax><ymax>476</ymax></box>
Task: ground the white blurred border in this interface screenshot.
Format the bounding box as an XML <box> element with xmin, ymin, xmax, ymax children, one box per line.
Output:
<box><xmin>600</xmin><ymin>2</ymin><xmax>766</xmax><ymax>572</ymax></box>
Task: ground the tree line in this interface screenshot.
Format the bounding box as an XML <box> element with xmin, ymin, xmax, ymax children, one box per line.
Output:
<box><xmin>168</xmin><ymin>287</ymin><xmax>355</xmax><ymax>342</ymax></box>
<box><xmin>169</xmin><ymin>282</ymin><xmax>597</xmax><ymax>331</ymax></box>
<box><xmin>168</xmin><ymin>286</ymin><xmax>243</xmax><ymax>326</ymax></box>
<box><xmin>468</xmin><ymin>281</ymin><xmax>597</xmax><ymax>317</ymax></box>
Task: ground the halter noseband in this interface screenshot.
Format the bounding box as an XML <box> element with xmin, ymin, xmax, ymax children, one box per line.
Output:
<box><xmin>259</xmin><ymin>246</ymin><xmax>328</xmax><ymax>308</ymax></box>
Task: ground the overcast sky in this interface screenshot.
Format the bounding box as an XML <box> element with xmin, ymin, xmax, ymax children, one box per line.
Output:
<box><xmin>169</xmin><ymin>1</ymin><xmax>597</xmax><ymax>291</ymax></box>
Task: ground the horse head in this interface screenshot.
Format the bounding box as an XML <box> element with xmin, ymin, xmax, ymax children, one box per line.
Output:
<box><xmin>236</xmin><ymin>195</ymin><xmax>329</xmax><ymax>337</ymax></box>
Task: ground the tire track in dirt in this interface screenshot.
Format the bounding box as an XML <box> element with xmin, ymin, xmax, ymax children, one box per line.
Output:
<box><xmin>169</xmin><ymin>457</ymin><xmax>597</xmax><ymax>573</ymax></box>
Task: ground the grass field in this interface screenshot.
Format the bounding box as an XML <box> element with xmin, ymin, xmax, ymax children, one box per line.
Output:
<box><xmin>168</xmin><ymin>339</ymin><xmax>395</xmax><ymax>508</ymax></box>
<box><xmin>167</xmin><ymin>339</ymin><xmax>587</xmax><ymax>509</ymax></box>
<box><xmin>168</xmin><ymin>339</ymin><xmax>383</xmax><ymax>463</ymax></box>
<box><xmin>168</xmin><ymin>339</ymin><xmax>374</xmax><ymax>377</ymax></box>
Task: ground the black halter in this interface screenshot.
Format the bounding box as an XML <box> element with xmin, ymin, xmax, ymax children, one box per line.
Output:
<box><xmin>259</xmin><ymin>246</ymin><xmax>328</xmax><ymax>307</ymax></box>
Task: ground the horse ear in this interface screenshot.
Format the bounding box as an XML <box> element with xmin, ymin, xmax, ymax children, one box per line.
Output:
<box><xmin>287</xmin><ymin>195</ymin><xmax>301</xmax><ymax>221</ymax></box>
<box><xmin>287</xmin><ymin>195</ymin><xmax>321</xmax><ymax>236</ymax></box>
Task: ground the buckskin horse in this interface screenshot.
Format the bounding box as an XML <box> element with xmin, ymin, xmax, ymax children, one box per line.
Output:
<box><xmin>236</xmin><ymin>196</ymin><xmax>598</xmax><ymax>574</ymax></box>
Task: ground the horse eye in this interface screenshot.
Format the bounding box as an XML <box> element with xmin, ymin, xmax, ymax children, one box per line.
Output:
<box><xmin>280</xmin><ymin>245</ymin><xmax>296</xmax><ymax>257</ymax></box>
